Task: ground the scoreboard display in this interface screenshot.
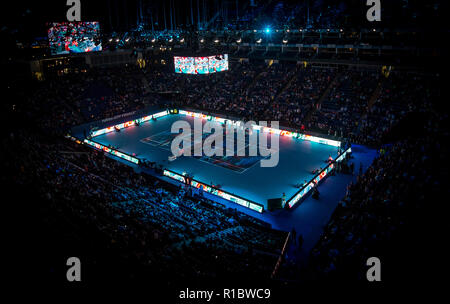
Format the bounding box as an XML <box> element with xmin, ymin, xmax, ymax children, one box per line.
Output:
<box><xmin>174</xmin><ymin>54</ymin><xmax>228</xmax><ymax>74</ymax></box>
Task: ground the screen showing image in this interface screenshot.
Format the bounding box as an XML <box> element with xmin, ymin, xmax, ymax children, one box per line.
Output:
<box><xmin>174</xmin><ymin>56</ymin><xmax>184</xmax><ymax>73</ymax></box>
<box><xmin>174</xmin><ymin>55</ymin><xmax>228</xmax><ymax>74</ymax></box>
<box><xmin>48</xmin><ymin>21</ymin><xmax>102</xmax><ymax>55</ymax></box>
<box><xmin>208</xmin><ymin>54</ymin><xmax>229</xmax><ymax>73</ymax></box>
<box><xmin>219</xmin><ymin>54</ymin><xmax>229</xmax><ymax>72</ymax></box>
<box><xmin>195</xmin><ymin>57</ymin><xmax>209</xmax><ymax>74</ymax></box>
<box><xmin>174</xmin><ymin>56</ymin><xmax>195</xmax><ymax>74</ymax></box>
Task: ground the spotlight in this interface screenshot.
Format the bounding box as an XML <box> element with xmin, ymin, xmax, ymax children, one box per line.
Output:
<box><xmin>200</xmin><ymin>38</ymin><xmax>204</xmax><ymax>43</ymax></box>
<box><xmin>214</xmin><ymin>39</ymin><xmax>219</xmax><ymax>43</ymax></box>
<box><xmin>265</xmin><ymin>28</ymin><xmax>271</xmax><ymax>33</ymax></box>
<box><xmin>236</xmin><ymin>38</ymin><xmax>242</xmax><ymax>43</ymax></box>
<box><xmin>256</xmin><ymin>38</ymin><xmax>262</xmax><ymax>43</ymax></box>
<box><xmin>169</xmin><ymin>38</ymin><xmax>173</xmax><ymax>42</ymax></box>
<box><xmin>151</xmin><ymin>38</ymin><xmax>156</xmax><ymax>43</ymax></box>
<box><xmin>108</xmin><ymin>38</ymin><xmax>112</xmax><ymax>42</ymax></box>
<box><xmin>299</xmin><ymin>28</ymin><xmax>303</xmax><ymax>32</ymax></box>
<box><xmin>115</xmin><ymin>38</ymin><xmax>119</xmax><ymax>42</ymax></box>
<box><xmin>282</xmin><ymin>39</ymin><xmax>288</xmax><ymax>44</ymax></box>
<box><xmin>180</xmin><ymin>38</ymin><xmax>184</xmax><ymax>43</ymax></box>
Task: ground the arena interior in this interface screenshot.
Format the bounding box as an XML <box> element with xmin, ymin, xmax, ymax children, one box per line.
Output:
<box><xmin>1</xmin><ymin>0</ymin><xmax>446</xmax><ymax>297</ymax></box>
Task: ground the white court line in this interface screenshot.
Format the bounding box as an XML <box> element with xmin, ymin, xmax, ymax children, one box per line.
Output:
<box><xmin>141</xmin><ymin>129</ymin><xmax>279</xmax><ymax>173</ymax></box>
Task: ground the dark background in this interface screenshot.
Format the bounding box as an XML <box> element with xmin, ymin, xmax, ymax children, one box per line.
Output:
<box><xmin>0</xmin><ymin>1</ymin><xmax>443</xmax><ymax>37</ymax></box>
<box><xmin>1</xmin><ymin>0</ymin><xmax>444</xmax><ymax>296</ymax></box>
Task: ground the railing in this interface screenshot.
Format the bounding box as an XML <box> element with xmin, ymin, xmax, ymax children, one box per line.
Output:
<box><xmin>66</xmin><ymin>134</ymin><xmax>140</xmax><ymax>165</ymax></box>
<box><xmin>271</xmin><ymin>231</ymin><xmax>291</xmax><ymax>279</ymax></box>
<box><xmin>178</xmin><ymin>109</ymin><xmax>341</xmax><ymax>147</ymax></box>
<box><xmin>286</xmin><ymin>146</ymin><xmax>352</xmax><ymax>208</ymax></box>
<box><xmin>162</xmin><ymin>168</ymin><xmax>265</xmax><ymax>213</ymax></box>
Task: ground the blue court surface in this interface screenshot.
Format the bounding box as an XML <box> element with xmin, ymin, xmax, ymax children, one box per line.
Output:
<box><xmin>92</xmin><ymin>113</ymin><xmax>339</xmax><ymax>210</ymax></box>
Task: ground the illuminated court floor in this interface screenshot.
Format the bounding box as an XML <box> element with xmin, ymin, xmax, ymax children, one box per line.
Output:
<box><xmin>93</xmin><ymin>114</ymin><xmax>339</xmax><ymax>211</ymax></box>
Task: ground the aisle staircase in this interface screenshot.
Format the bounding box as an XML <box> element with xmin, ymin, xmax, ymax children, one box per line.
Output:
<box><xmin>355</xmin><ymin>78</ymin><xmax>385</xmax><ymax>133</ymax></box>
<box><xmin>303</xmin><ymin>71</ymin><xmax>342</xmax><ymax>123</ymax></box>
<box><xmin>141</xmin><ymin>76</ymin><xmax>151</xmax><ymax>94</ymax></box>
<box><xmin>243</xmin><ymin>64</ymin><xmax>270</xmax><ymax>93</ymax></box>
<box><xmin>272</xmin><ymin>66</ymin><xmax>300</xmax><ymax>103</ymax></box>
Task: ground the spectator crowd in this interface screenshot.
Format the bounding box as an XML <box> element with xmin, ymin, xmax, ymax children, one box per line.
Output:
<box><xmin>2</xmin><ymin>57</ymin><xmax>442</xmax><ymax>283</ymax></box>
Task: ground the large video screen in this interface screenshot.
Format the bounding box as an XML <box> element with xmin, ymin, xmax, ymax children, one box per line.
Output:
<box><xmin>195</xmin><ymin>57</ymin><xmax>209</xmax><ymax>74</ymax></box>
<box><xmin>174</xmin><ymin>54</ymin><xmax>228</xmax><ymax>74</ymax></box>
<box><xmin>208</xmin><ymin>54</ymin><xmax>229</xmax><ymax>73</ymax></box>
<box><xmin>48</xmin><ymin>22</ymin><xmax>102</xmax><ymax>55</ymax></box>
<box><xmin>174</xmin><ymin>57</ymin><xmax>195</xmax><ymax>74</ymax></box>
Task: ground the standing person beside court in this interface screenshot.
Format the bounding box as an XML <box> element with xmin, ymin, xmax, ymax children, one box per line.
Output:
<box><xmin>291</xmin><ymin>227</ymin><xmax>297</xmax><ymax>245</ymax></box>
<box><xmin>298</xmin><ymin>234</ymin><xmax>304</xmax><ymax>250</ymax></box>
